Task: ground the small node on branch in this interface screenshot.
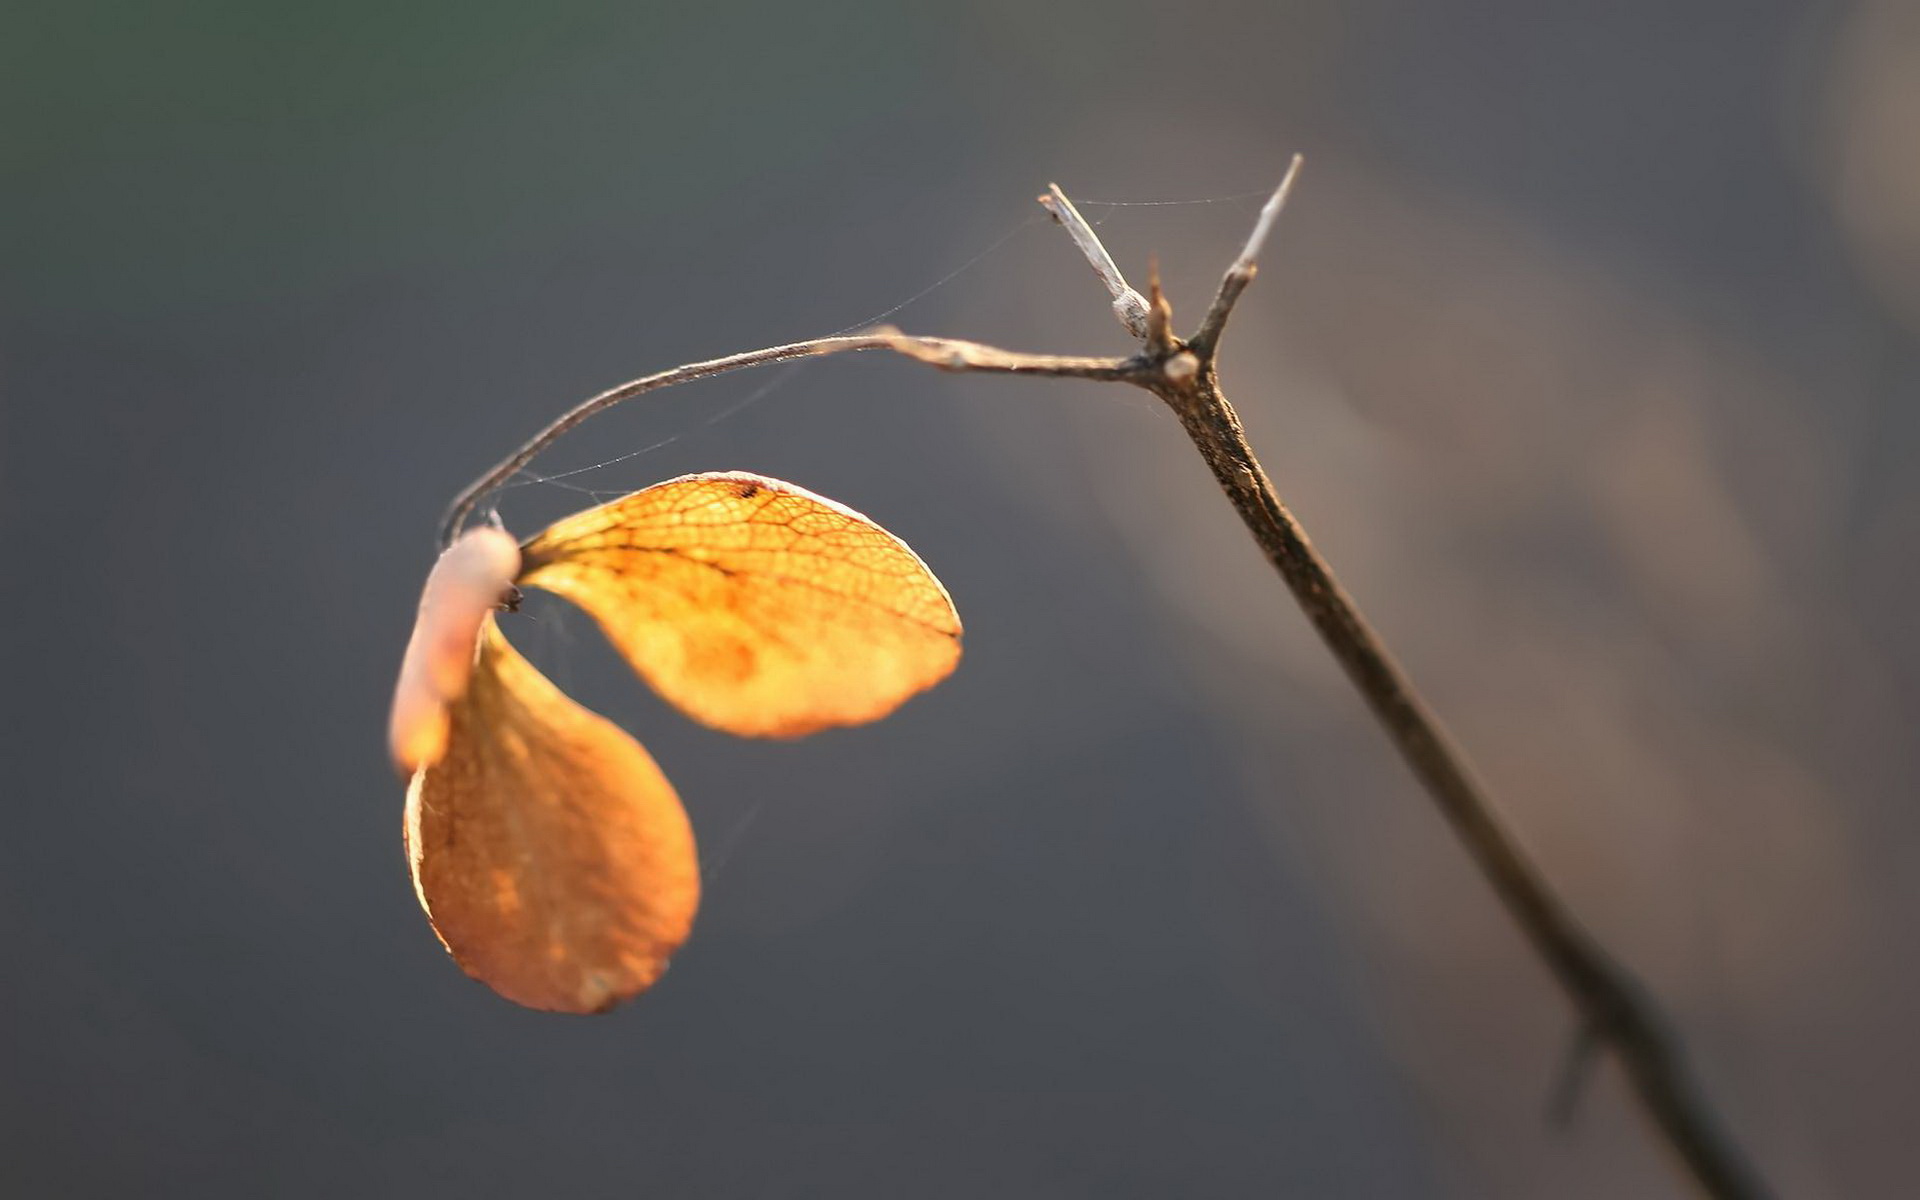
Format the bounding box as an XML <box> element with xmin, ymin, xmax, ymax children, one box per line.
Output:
<box><xmin>1144</xmin><ymin>258</ymin><xmax>1176</xmax><ymax>355</ymax></box>
<box><xmin>1163</xmin><ymin>350</ymin><xmax>1200</xmax><ymax>383</ymax></box>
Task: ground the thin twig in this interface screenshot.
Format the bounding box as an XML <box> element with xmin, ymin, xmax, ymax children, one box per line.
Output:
<box><xmin>874</xmin><ymin>333</ymin><xmax>1133</xmax><ymax>381</ymax></box>
<box><xmin>1039</xmin><ymin>184</ymin><xmax>1151</xmax><ymax>338</ymax></box>
<box><xmin>433</xmin><ymin>162</ymin><xmax>1772</xmax><ymax>1200</ymax></box>
<box><xmin>1550</xmin><ymin>1020</ymin><xmax>1606</xmax><ymax>1127</ymax></box>
<box><xmin>438</xmin><ymin>331</ymin><xmax>1129</xmax><ymax>548</ymax></box>
<box><xmin>1191</xmin><ymin>153</ymin><xmax>1303</xmax><ymax>358</ymax></box>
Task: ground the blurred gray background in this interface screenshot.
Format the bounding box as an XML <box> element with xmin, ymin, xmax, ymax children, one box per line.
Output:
<box><xmin>5</xmin><ymin>0</ymin><xmax>1917</xmax><ymax>1195</ymax></box>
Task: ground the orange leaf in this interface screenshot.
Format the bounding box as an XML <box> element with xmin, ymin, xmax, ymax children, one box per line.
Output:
<box><xmin>517</xmin><ymin>472</ymin><xmax>962</xmax><ymax>737</ymax></box>
<box><xmin>404</xmin><ymin>619</ymin><xmax>699</xmax><ymax>1013</ymax></box>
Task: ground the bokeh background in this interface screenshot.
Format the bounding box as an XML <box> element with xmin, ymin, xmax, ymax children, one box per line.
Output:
<box><xmin>6</xmin><ymin>0</ymin><xmax>1918</xmax><ymax>1195</ymax></box>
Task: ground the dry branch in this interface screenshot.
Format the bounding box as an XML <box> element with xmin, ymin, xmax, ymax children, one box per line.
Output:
<box><xmin>438</xmin><ymin>157</ymin><xmax>1772</xmax><ymax>1200</ymax></box>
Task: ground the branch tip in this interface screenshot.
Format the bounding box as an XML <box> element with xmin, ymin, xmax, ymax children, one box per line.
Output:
<box><xmin>1037</xmin><ymin>183</ymin><xmax>1150</xmax><ymax>339</ymax></box>
<box><xmin>1191</xmin><ymin>153</ymin><xmax>1306</xmax><ymax>359</ymax></box>
<box><xmin>1144</xmin><ymin>256</ymin><xmax>1176</xmax><ymax>352</ymax></box>
<box><xmin>1235</xmin><ymin>153</ymin><xmax>1305</xmax><ymax>274</ymax></box>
